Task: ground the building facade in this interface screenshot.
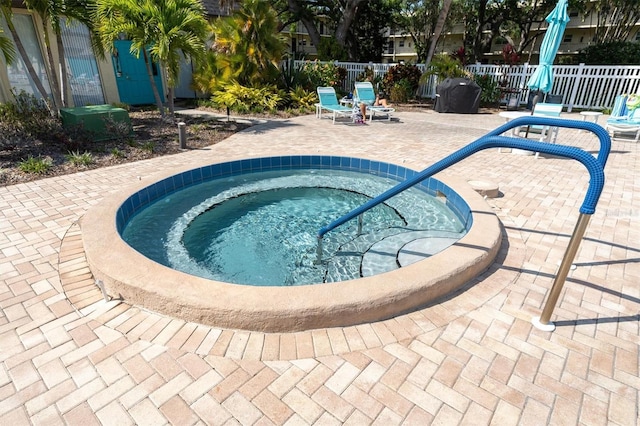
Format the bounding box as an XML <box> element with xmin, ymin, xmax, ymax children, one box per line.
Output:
<box><xmin>382</xmin><ymin>6</ymin><xmax>640</xmax><ymax>65</ymax></box>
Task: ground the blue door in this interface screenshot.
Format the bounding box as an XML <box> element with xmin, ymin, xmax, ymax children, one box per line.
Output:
<box><xmin>112</xmin><ymin>40</ymin><xmax>164</xmax><ymax>106</ymax></box>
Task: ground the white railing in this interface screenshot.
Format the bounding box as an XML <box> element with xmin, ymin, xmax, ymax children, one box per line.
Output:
<box><xmin>298</xmin><ymin>60</ymin><xmax>640</xmax><ymax>112</ymax></box>
<box><xmin>466</xmin><ymin>63</ymin><xmax>640</xmax><ymax>111</ymax></box>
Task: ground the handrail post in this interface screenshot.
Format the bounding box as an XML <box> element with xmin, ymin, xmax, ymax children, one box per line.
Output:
<box><xmin>357</xmin><ymin>214</ymin><xmax>363</xmax><ymax>235</ymax></box>
<box><xmin>315</xmin><ymin>236</ymin><xmax>323</xmax><ymax>265</ymax></box>
<box><xmin>532</xmin><ymin>213</ymin><xmax>591</xmax><ymax>331</ymax></box>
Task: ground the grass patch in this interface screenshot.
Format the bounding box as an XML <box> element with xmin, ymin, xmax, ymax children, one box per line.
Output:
<box><xmin>66</xmin><ymin>150</ymin><xmax>94</xmax><ymax>166</ymax></box>
<box><xmin>19</xmin><ymin>156</ymin><xmax>53</xmax><ymax>174</ymax></box>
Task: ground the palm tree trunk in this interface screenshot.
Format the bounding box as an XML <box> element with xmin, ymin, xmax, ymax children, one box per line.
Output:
<box><xmin>143</xmin><ymin>49</ymin><xmax>165</xmax><ymax>117</ymax></box>
<box><xmin>4</xmin><ymin>18</ymin><xmax>54</xmax><ymax>113</ymax></box>
<box><xmin>167</xmin><ymin>86</ymin><xmax>175</xmax><ymax>116</ymax></box>
<box><xmin>425</xmin><ymin>0</ymin><xmax>453</xmax><ymax>68</ymax></box>
<box><xmin>56</xmin><ymin>32</ymin><xmax>70</xmax><ymax>107</ymax></box>
<box><xmin>42</xmin><ymin>29</ymin><xmax>64</xmax><ymax>111</ymax></box>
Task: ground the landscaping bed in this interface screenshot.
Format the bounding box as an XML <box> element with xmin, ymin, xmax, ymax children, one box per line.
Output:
<box><xmin>0</xmin><ymin>108</ymin><xmax>251</xmax><ymax>187</ymax></box>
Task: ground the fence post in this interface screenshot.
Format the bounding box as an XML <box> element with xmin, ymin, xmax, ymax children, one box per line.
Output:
<box><xmin>519</xmin><ymin>63</ymin><xmax>530</xmax><ymax>106</ymax></box>
<box><xmin>566</xmin><ymin>63</ymin><xmax>585</xmax><ymax>112</ymax></box>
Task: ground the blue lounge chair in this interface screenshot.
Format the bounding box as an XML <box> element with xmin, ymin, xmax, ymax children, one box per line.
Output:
<box><xmin>315</xmin><ymin>87</ymin><xmax>352</xmax><ymax>124</ymax></box>
<box><xmin>606</xmin><ymin>94</ymin><xmax>640</xmax><ymax>142</ymax></box>
<box><xmin>353</xmin><ymin>81</ymin><xmax>395</xmax><ymax>122</ymax></box>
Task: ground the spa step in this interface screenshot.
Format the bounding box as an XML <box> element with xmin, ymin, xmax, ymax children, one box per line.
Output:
<box><xmin>360</xmin><ymin>230</ymin><xmax>465</xmax><ymax>277</ymax></box>
<box><xmin>324</xmin><ymin>227</ymin><xmax>408</xmax><ymax>283</ymax></box>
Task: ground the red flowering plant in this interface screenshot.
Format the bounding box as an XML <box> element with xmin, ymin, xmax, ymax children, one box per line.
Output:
<box><xmin>500</xmin><ymin>44</ymin><xmax>521</xmax><ymax>88</ymax></box>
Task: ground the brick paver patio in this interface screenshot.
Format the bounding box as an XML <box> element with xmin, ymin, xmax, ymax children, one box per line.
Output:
<box><xmin>1</xmin><ymin>109</ymin><xmax>639</xmax><ymax>425</ymax></box>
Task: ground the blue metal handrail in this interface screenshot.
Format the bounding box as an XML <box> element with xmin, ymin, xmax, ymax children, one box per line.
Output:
<box><xmin>317</xmin><ymin>117</ymin><xmax>610</xmax><ymax>240</ymax></box>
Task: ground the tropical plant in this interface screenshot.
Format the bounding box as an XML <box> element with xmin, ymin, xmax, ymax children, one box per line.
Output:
<box><xmin>2</xmin><ymin>0</ymin><xmax>101</xmax><ymax>113</ymax></box>
<box><xmin>141</xmin><ymin>141</ymin><xmax>155</xmax><ymax>152</ymax></box>
<box><xmin>96</xmin><ymin>0</ymin><xmax>209</xmax><ymax>117</ymax></box>
<box><xmin>382</xmin><ymin>64</ymin><xmax>422</xmax><ymax>97</ymax></box>
<box><xmin>590</xmin><ymin>0</ymin><xmax>640</xmax><ymax>44</ymax></box>
<box><xmin>0</xmin><ymin>0</ymin><xmax>53</xmax><ymax>112</ymax></box>
<box><xmin>474</xmin><ymin>74</ymin><xmax>501</xmax><ymax>106</ymax></box>
<box><xmin>0</xmin><ymin>26</ymin><xmax>15</xmax><ymax>64</ymax></box>
<box><xmin>210</xmin><ymin>82</ymin><xmax>284</xmax><ymax>115</ymax></box>
<box><xmin>65</xmin><ymin>150</ymin><xmax>94</xmax><ymax>166</ymax></box>
<box><xmin>425</xmin><ymin>0</ymin><xmax>453</xmax><ymax>66</ymax></box>
<box><xmin>299</xmin><ymin>60</ymin><xmax>346</xmax><ymax>89</ymax></box>
<box><xmin>423</xmin><ymin>53</ymin><xmax>470</xmax><ymax>81</ymax></box>
<box><xmin>111</xmin><ymin>147</ymin><xmax>125</xmax><ymax>158</ymax></box>
<box><xmin>1</xmin><ymin>91</ymin><xmax>62</xmax><ymax>142</ymax></box>
<box><xmin>278</xmin><ymin>59</ymin><xmax>310</xmax><ymax>91</ymax></box>
<box><xmin>19</xmin><ymin>155</ymin><xmax>53</xmax><ymax>173</ymax></box>
<box><xmin>389</xmin><ymin>79</ymin><xmax>414</xmax><ymax>104</ymax></box>
<box><xmin>288</xmin><ymin>86</ymin><xmax>317</xmax><ymax>110</ymax></box>
<box><xmin>199</xmin><ymin>0</ymin><xmax>286</xmax><ymax>90</ymax></box>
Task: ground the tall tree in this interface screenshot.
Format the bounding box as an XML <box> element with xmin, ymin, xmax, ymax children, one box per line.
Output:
<box><xmin>391</xmin><ymin>0</ymin><xmax>462</xmax><ymax>63</ymax></box>
<box><xmin>24</xmin><ymin>0</ymin><xmax>103</xmax><ymax>109</ymax></box>
<box><xmin>273</xmin><ymin>0</ymin><xmax>367</xmax><ymax>60</ymax></box>
<box><xmin>96</xmin><ymin>0</ymin><xmax>208</xmax><ymax>116</ymax></box>
<box><xmin>348</xmin><ymin>0</ymin><xmax>396</xmax><ymax>62</ymax></box>
<box><xmin>460</xmin><ymin>0</ymin><xmax>557</xmax><ymax>63</ymax></box>
<box><xmin>23</xmin><ymin>0</ymin><xmax>67</xmax><ymax>110</ymax></box>
<box><xmin>0</xmin><ymin>0</ymin><xmax>53</xmax><ymax>110</ymax></box>
<box><xmin>425</xmin><ymin>0</ymin><xmax>453</xmax><ymax>67</ymax></box>
<box><xmin>2</xmin><ymin>0</ymin><xmax>102</xmax><ymax>112</ymax></box>
<box><xmin>392</xmin><ymin>0</ymin><xmax>440</xmax><ymax>62</ymax></box>
<box><xmin>590</xmin><ymin>0</ymin><xmax>640</xmax><ymax>43</ymax></box>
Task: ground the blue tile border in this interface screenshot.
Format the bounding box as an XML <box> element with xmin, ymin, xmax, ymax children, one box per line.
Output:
<box><xmin>116</xmin><ymin>156</ymin><xmax>473</xmax><ymax>234</ymax></box>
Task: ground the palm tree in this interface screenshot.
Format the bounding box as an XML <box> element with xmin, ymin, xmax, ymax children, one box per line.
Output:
<box><xmin>205</xmin><ymin>0</ymin><xmax>286</xmax><ymax>87</ymax></box>
<box><xmin>96</xmin><ymin>0</ymin><xmax>208</xmax><ymax>117</ymax></box>
<box><xmin>0</xmin><ymin>0</ymin><xmax>52</xmax><ymax>110</ymax></box>
<box><xmin>0</xmin><ymin>26</ymin><xmax>15</xmax><ymax>64</ymax></box>
<box><xmin>22</xmin><ymin>0</ymin><xmax>66</xmax><ymax>109</ymax></box>
<box><xmin>23</xmin><ymin>0</ymin><xmax>103</xmax><ymax>110</ymax></box>
<box><xmin>0</xmin><ymin>28</ymin><xmax>16</xmax><ymax>65</ymax></box>
<box><xmin>425</xmin><ymin>0</ymin><xmax>454</xmax><ymax>68</ymax></box>
<box><xmin>1</xmin><ymin>0</ymin><xmax>101</xmax><ymax>113</ymax></box>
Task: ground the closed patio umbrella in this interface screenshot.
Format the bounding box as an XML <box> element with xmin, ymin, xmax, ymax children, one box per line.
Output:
<box><xmin>527</xmin><ymin>0</ymin><xmax>570</xmax><ymax>98</ymax></box>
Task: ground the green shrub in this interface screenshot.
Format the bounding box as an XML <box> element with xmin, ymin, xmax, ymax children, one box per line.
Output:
<box><xmin>111</xmin><ymin>148</ymin><xmax>126</xmax><ymax>158</ymax></box>
<box><xmin>389</xmin><ymin>79</ymin><xmax>414</xmax><ymax>104</ymax></box>
<box><xmin>382</xmin><ymin>64</ymin><xmax>422</xmax><ymax>98</ymax></box>
<box><xmin>19</xmin><ymin>155</ymin><xmax>52</xmax><ymax>174</ymax></box>
<box><xmin>424</xmin><ymin>54</ymin><xmax>470</xmax><ymax>81</ymax></box>
<box><xmin>141</xmin><ymin>141</ymin><xmax>155</xmax><ymax>153</ymax></box>
<box><xmin>474</xmin><ymin>74</ymin><xmax>501</xmax><ymax>106</ymax></box>
<box><xmin>0</xmin><ymin>104</ymin><xmax>24</xmax><ymax>150</ymax></box>
<box><xmin>1</xmin><ymin>91</ymin><xmax>63</xmax><ymax>144</ymax></box>
<box><xmin>65</xmin><ymin>150</ymin><xmax>94</xmax><ymax>166</ymax></box>
<box><xmin>211</xmin><ymin>82</ymin><xmax>284</xmax><ymax>113</ymax></box>
<box><xmin>299</xmin><ymin>61</ymin><xmax>346</xmax><ymax>89</ymax></box>
<box><xmin>279</xmin><ymin>59</ymin><xmax>310</xmax><ymax>91</ymax></box>
<box><xmin>289</xmin><ymin>86</ymin><xmax>317</xmax><ymax>110</ymax></box>
<box><xmin>103</xmin><ymin>115</ymin><xmax>132</xmax><ymax>143</ymax></box>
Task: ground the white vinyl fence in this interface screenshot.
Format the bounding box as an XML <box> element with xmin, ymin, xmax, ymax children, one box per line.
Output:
<box><xmin>300</xmin><ymin>60</ymin><xmax>640</xmax><ymax>112</ymax></box>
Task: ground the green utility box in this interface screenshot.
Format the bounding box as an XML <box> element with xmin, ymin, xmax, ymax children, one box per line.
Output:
<box><xmin>60</xmin><ymin>104</ymin><xmax>131</xmax><ymax>141</ymax></box>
